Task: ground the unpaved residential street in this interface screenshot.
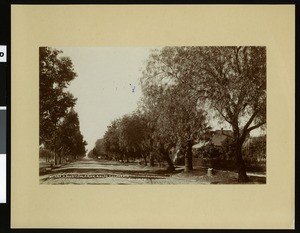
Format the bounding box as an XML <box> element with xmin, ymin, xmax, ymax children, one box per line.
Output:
<box><xmin>40</xmin><ymin>157</ymin><xmax>266</xmax><ymax>185</ymax></box>
<box><xmin>40</xmin><ymin>157</ymin><xmax>184</xmax><ymax>184</ymax></box>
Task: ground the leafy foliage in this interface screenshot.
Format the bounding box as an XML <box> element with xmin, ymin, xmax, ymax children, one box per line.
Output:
<box><xmin>39</xmin><ymin>148</ymin><xmax>54</xmax><ymax>162</ymax></box>
<box><xmin>101</xmin><ymin>112</ymin><xmax>151</xmax><ymax>163</ymax></box>
<box><xmin>140</xmin><ymin>48</ymin><xmax>211</xmax><ymax>171</ymax></box>
<box><xmin>91</xmin><ymin>139</ymin><xmax>106</xmax><ymax>158</ymax></box>
<box><xmin>91</xmin><ymin>46</ymin><xmax>265</xmax><ymax>181</ymax></box>
<box><xmin>243</xmin><ymin>135</ymin><xmax>266</xmax><ymax>161</ymax></box>
<box><xmin>39</xmin><ymin>47</ymin><xmax>86</xmax><ymax>164</ymax></box>
<box><xmin>140</xmin><ymin>46</ymin><xmax>266</xmax><ymax>181</ymax></box>
<box><xmin>220</xmin><ymin>137</ymin><xmax>235</xmax><ymax>160</ymax></box>
<box><xmin>118</xmin><ymin>113</ymin><xmax>147</xmax><ymax>155</ymax></box>
<box><xmin>102</xmin><ymin>119</ymin><xmax>122</xmax><ymax>161</ymax></box>
<box><xmin>56</xmin><ymin>109</ymin><xmax>87</xmax><ymax>161</ymax></box>
<box><xmin>199</xmin><ymin>142</ymin><xmax>221</xmax><ymax>159</ymax></box>
<box><xmin>40</xmin><ymin>47</ymin><xmax>77</xmax><ymax>145</ymax></box>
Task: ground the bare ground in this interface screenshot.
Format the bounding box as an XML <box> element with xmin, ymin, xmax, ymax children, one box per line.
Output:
<box><xmin>39</xmin><ymin>157</ymin><xmax>266</xmax><ymax>185</ymax></box>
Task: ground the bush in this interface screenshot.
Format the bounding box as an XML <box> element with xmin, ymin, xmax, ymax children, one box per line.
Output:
<box><xmin>243</xmin><ymin>135</ymin><xmax>266</xmax><ymax>161</ymax></box>
<box><xmin>39</xmin><ymin>148</ymin><xmax>55</xmax><ymax>167</ymax></box>
<box><xmin>39</xmin><ymin>148</ymin><xmax>54</xmax><ymax>160</ymax></box>
<box><xmin>199</xmin><ymin>142</ymin><xmax>221</xmax><ymax>159</ymax></box>
<box><xmin>198</xmin><ymin>143</ymin><xmax>221</xmax><ymax>167</ymax></box>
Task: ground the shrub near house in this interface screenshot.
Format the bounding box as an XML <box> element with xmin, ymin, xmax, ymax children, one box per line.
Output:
<box><xmin>193</xmin><ymin>130</ymin><xmax>266</xmax><ymax>172</ymax></box>
<box><xmin>243</xmin><ymin>135</ymin><xmax>266</xmax><ymax>170</ymax></box>
<box><xmin>217</xmin><ymin>135</ymin><xmax>266</xmax><ymax>172</ymax></box>
<box><xmin>193</xmin><ymin>129</ymin><xmax>232</xmax><ymax>161</ymax></box>
<box><xmin>199</xmin><ymin>142</ymin><xmax>221</xmax><ymax>167</ymax></box>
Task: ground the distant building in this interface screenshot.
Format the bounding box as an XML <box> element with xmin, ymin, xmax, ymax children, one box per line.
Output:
<box><xmin>211</xmin><ymin>129</ymin><xmax>233</xmax><ymax>146</ymax></box>
<box><xmin>192</xmin><ymin>128</ymin><xmax>233</xmax><ymax>149</ymax></box>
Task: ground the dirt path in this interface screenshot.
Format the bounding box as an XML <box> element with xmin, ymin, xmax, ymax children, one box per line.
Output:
<box><xmin>40</xmin><ymin>157</ymin><xmax>179</xmax><ymax>184</ymax></box>
<box><xmin>40</xmin><ymin>157</ymin><xmax>266</xmax><ymax>185</ymax></box>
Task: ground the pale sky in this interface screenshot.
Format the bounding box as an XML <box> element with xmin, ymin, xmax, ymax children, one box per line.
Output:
<box><xmin>57</xmin><ymin>47</ymin><xmax>154</xmax><ymax>152</ymax></box>
<box><xmin>56</xmin><ymin>47</ymin><xmax>264</xmax><ymax>152</ymax></box>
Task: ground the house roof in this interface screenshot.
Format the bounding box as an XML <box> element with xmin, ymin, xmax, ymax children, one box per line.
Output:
<box><xmin>192</xmin><ymin>141</ymin><xmax>209</xmax><ymax>149</ymax></box>
<box><xmin>193</xmin><ymin>129</ymin><xmax>233</xmax><ymax>148</ymax></box>
<box><xmin>212</xmin><ymin>129</ymin><xmax>233</xmax><ymax>146</ymax></box>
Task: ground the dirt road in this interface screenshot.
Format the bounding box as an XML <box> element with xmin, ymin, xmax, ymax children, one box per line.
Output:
<box><xmin>40</xmin><ymin>157</ymin><xmax>185</xmax><ymax>184</ymax></box>
<box><xmin>40</xmin><ymin>157</ymin><xmax>266</xmax><ymax>185</ymax></box>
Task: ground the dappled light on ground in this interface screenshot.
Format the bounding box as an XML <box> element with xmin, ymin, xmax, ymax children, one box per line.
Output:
<box><xmin>40</xmin><ymin>157</ymin><xmax>266</xmax><ymax>185</ymax></box>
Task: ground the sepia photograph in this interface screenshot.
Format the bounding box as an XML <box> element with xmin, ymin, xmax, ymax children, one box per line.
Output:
<box><xmin>39</xmin><ymin>46</ymin><xmax>266</xmax><ymax>185</ymax></box>
<box><xmin>11</xmin><ymin>5</ymin><xmax>294</xmax><ymax>228</ymax></box>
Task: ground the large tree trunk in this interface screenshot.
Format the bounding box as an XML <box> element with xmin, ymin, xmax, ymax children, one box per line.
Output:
<box><xmin>159</xmin><ymin>144</ymin><xmax>175</xmax><ymax>171</ymax></box>
<box><xmin>164</xmin><ymin>153</ymin><xmax>175</xmax><ymax>172</ymax></box>
<box><xmin>184</xmin><ymin>141</ymin><xmax>193</xmax><ymax>172</ymax></box>
<box><xmin>54</xmin><ymin>125</ymin><xmax>58</xmax><ymax>165</ymax></box>
<box><xmin>54</xmin><ymin>155</ymin><xmax>58</xmax><ymax>165</ymax></box>
<box><xmin>54</xmin><ymin>146</ymin><xmax>58</xmax><ymax>165</ymax></box>
<box><xmin>124</xmin><ymin>154</ymin><xmax>129</xmax><ymax>163</ymax></box>
<box><xmin>149</xmin><ymin>153</ymin><xmax>155</xmax><ymax>167</ymax></box>
<box><xmin>236</xmin><ymin>142</ymin><xmax>249</xmax><ymax>182</ymax></box>
<box><xmin>231</xmin><ymin>124</ymin><xmax>249</xmax><ymax>182</ymax></box>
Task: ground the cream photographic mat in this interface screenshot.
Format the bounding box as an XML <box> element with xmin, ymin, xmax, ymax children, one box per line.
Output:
<box><xmin>11</xmin><ymin>5</ymin><xmax>294</xmax><ymax>229</ymax></box>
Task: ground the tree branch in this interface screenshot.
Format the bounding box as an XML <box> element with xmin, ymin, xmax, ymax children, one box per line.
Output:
<box><xmin>243</xmin><ymin>110</ymin><xmax>258</xmax><ymax>133</ymax></box>
<box><xmin>213</xmin><ymin>106</ymin><xmax>233</xmax><ymax>125</ymax></box>
<box><xmin>235</xmin><ymin>46</ymin><xmax>242</xmax><ymax>74</ymax></box>
<box><xmin>221</xmin><ymin>131</ymin><xmax>234</xmax><ymax>139</ymax></box>
<box><xmin>247</xmin><ymin>121</ymin><xmax>266</xmax><ymax>132</ymax></box>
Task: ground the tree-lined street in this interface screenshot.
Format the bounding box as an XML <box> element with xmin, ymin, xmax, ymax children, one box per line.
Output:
<box><xmin>40</xmin><ymin>46</ymin><xmax>266</xmax><ymax>184</ymax></box>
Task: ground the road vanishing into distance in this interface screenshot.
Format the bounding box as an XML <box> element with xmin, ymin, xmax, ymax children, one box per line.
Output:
<box><xmin>40</xmin><ymin>156</ymin><xmax>266</xmax><ymax>185</ymax></box>
<box><xmin>40</xmin><ymin>156</ymin><xmax>185</xmax><ymax>185</ymax></box>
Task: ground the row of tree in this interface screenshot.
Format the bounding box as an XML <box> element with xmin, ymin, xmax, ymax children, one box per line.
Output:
<box><xmin>91</xmin><ymin>46</ymin><xmax>266</xmax><ymax>182</ymax></box>
<box><xmin>39</xmin><ymin>47</ymin><xmax>87</xmax><ymax>165</ymax></box>
<box><xmin>196</xmin><ymin>135</ymin><xmax>266</xmax><ymax>162</ymax></box>
<box><xmin>94</xmin><ymin>113</ymin><xmax>153</xmax><ymax>166</ymax></box>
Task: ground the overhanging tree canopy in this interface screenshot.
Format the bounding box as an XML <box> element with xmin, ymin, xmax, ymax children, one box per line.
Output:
<box><xmin>140</xmin><ymin>50</ymin><xmax>211</xmax><ymax>171</ymax></box>
<box><xmin>140</xmin><ymin>46</ymin><xmax>266</xmax><ymax>181</ymax></box>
